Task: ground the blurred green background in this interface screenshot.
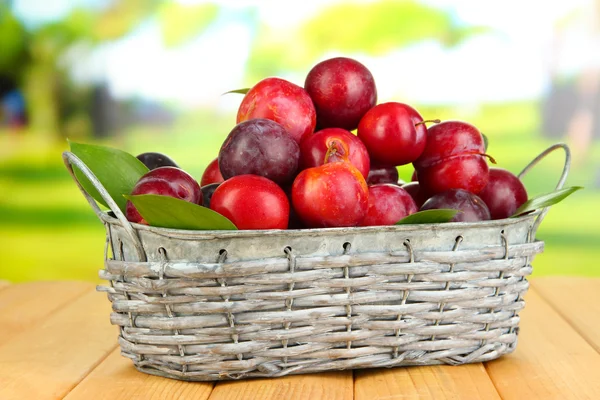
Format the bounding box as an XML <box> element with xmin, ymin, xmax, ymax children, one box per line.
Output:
<box><xmin>1</xmin><ymin>0</ymin><xmax>599</xmax><ymax>283</ymax></box>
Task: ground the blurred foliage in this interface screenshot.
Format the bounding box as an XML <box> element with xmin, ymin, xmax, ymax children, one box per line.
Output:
<box><xmin>245</xmin><ymin>1</ymin><xmax>488</xmax><ymax>82</ymax></box>
<box><xmin>0</xmin><ymin>4</ymin><xmax>28</xmax><ymax>81</ymax></box>
<box><xmin>92</xmin><ymin>0</ymin><xmax>161</xmax><ymax>40</ymax></box>
<box><xmin>301</xmin><ymin>1</ymin><xmax>486</xmax><ymax>50</ymax></box>
<box><xmin>158</xmin><ymin>2</ymin><xmax>219</xmax><ymax>47</ymax></box>
<box><xmin>1</xmin><ymin>0</ymin><xmax>490</xmax><ymax>138</ymax></box>
<box><xmin>0</xmin><ymin>0</ymin><xmax>218</xmax><ymax>139</ymax></box>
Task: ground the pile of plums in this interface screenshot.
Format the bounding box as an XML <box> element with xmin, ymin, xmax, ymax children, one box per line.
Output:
<box><xmin>125</xmin><ymin>57</ymin><xmax>528</xmax><ymax>230</ymax></box>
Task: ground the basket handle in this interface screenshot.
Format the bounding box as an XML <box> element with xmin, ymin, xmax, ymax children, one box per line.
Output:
<box><xmin>517</xmin><ymin>142</ymin><xmax>571</xmax><ymax>236</ymax></box>
<box><xmin>62</xmin><ymin>151</ymin><xmax>147</xmax><ymax>261</ymax></box>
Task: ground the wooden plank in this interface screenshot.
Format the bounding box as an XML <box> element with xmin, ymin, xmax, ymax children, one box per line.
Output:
<box><xmin>208</xmin><ymin>371</ymin><xmax>353</xmax><ymax>400</ymax></box>
<box><xmin>0</xmin><ymin>281</ymin><xmax>93</xmax><ymax>343</ymax></box>
<box><xmin>63</xmin><ymin>348</ymin><xmax>214</xmax><ymax>400</ymax></box>
<box><xmin>0</xmin><ymin>287</ymin><xmax>119</xmax><ymax>400</ymax></box>
<box><xmin>531</xmin><ymin>277</ymin><xmax>600</xmax><ymax>353</ymax></box>
<box><xmin>355</xmin><ymin>363</ymin><xmax>500</xmax><ymax>400</ymax></box>
<box><xmin>0</xmin><ymin>280</ymin><xmax>10</xmax><ymax>290</ymax></box>
<box><xmin>485</xmin><ymin>287</ymin><xmax>600</xmax><ymax>399</ymax></box>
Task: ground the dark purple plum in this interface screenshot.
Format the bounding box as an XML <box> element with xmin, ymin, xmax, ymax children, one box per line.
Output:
<box><xmin>401</xmin><ymin>181</ymin><xmax>427</xmax><ymax>208</ymax></box>
<box><xmin>478</xmin><ymin>168</ymin><xmax>528</xmax><ymax>219</ymax></box>
<box><xmin>420</xmin><ymin>189</ymin><xmax>491</xmax><ymax>222</ymax></box>
<box><xmin>218</xmin><ymin>119</ymin><xmax>300</xmax><ymax>185</ymax></box>
<box><xmin>200</xmin><ymin>183</ymin><xmax>220</xmax><ymax>209</ymax></box>
<box><xmin>136</xmin><ymin>152</ymin><xmax>179</xmax><ymax>170</ymax></box>
<box><xmin>367</xmin><ymin>164</ymin><xmax>399</xmax><ymax>185</ymax></box>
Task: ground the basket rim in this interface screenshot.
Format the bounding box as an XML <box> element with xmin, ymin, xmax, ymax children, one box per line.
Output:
<box><xmin>99</xmin><ymin>209</ymin><xmax>540</xmax><ymax>240</ymax></box>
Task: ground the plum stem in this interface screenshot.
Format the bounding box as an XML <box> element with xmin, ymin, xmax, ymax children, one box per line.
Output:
<box><xmin>414</xmin><ymin>119</ymin><xmax>441</xmax><ymax>127</ymax></box>
<box><xmin>483</xmin><ymin>153</ymin><xmax>497</xmax><ymax>164</ymax></box>
<box><xmin>324</xmin><ymin>139</ymin><xmax>349</xmax><ymax>164</ymax></box>
<box><xmin>462</xmin><ymin>151</ymin><xmax>497</xmax><ymax>164</ymax></box>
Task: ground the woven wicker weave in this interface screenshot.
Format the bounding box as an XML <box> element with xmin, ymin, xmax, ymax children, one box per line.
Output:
<box><xmin>63</xmin><ymin>143</ymin><xmax>570</xmax><ymax>381</ymax></box>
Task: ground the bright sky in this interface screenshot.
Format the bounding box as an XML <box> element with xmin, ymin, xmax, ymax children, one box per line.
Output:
<box><xmin>12</xmin><ymin>0</ymin><xmax>599</xmax><ymax>108</ymax></box>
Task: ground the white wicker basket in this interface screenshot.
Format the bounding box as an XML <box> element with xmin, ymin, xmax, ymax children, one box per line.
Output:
<box><xmin>63</xmin><ymin>143</ymin><xmax>570</xmax><ymax>381</ymax></box>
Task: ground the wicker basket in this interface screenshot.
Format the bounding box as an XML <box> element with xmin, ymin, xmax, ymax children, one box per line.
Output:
<box><xmin>63</xmin><ymin>143</ymin><xmax>570</xmax><ymax>382</ymax></box>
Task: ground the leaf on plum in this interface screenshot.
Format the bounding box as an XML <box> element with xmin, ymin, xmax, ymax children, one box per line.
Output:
<box><xmin>482</xmin><ymin>132</ymin><xmax>489</xmax><ymax>151</ymax></box>
<box><xmin>395</xmin><ymin>209</ymin><xmax>459</xmax><ymax>225</ymax></box>
<box><xmin>124</xmin><ymin>194</ymin><xmax>237</xmax><ymax>230</ymax></box>
<box><xmin>511</xmin><ymin>186</ymin><xmax>583</xmax><ymax>217</ymax></box>
<box><xmin>222</xmin><ymin>88</ymin><xmax>250</xmax><ymax>95</ymax></box>
<box><xmin>69</xmin><ymin>141</ymin><xmax>149</xmax><ymax>213</ymax></box>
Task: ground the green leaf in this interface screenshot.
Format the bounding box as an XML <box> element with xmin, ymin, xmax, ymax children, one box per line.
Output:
<box><xmin>512</xmin><ymin>186</ymin><xmax>583</xmax><ymax>217</ymax></box>
<box><xmin>395</xmin><ymin>209</ymin><xmax>460</xmax><ymax>225</ymax></box>
<box><xmin>69</xmin><ymin>141</ymin><xmax>149</xmax><ymax>213</ymax></box>
<box><xmin>125</xmin><ymin>194</ymin><xmax>237</xmax><ymax>231</ymax></box>
<box><xmin>222</xmin><ymin>88</ymin><xmax>250</xmax><ymax>95</ymax></box>
<box><xmin>482</xmin><ymin>132</ymin><xmax>489</xmax><ymax>151</ymax></box>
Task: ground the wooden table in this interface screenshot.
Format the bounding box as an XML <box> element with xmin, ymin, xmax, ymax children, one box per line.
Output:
<box><xmin>0</xmin><ymin>277</ymin><xmax>598</xmax><ymax>399</ymax></box>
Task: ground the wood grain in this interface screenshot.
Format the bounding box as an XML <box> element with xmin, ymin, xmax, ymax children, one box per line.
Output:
<box><xmin>355</xmin><ymin>363</ymin><xmax>500</xmax><ymax>400</ymax></box>
<box><xmin>0</xmin><ymin>281</ymin><xmax>93</xmax><ymax>343</ymax></box>
<box><xmin>63</xmin><ymin>347</ymin><xmax>214</xmax><ymax>400</ymax></box>
<box><xmin>0</xmin><ymin>278</ymin><xmax>599</xmax><ymax>400</ymax></box>
<box><xmin>532</xmin><ymin>277</ymin><xmax>600</xmax><ymax>353</ymax></box>
<box><xmin>0</xmin><ymin>284</ymin><xmax>118</xmax><ymax>400</ymax></box>
<box><xmin>208</xmin><ymin>371</ymin><xmax>353</xmax><ymax>400</ymax></box>
<box><xmin>485</xmin><ymin>287</ymin><xmax>600</xmax><ymax>399</ymax></box>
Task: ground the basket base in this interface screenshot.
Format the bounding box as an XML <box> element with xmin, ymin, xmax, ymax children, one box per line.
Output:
<box><xmin>126</xmin><ymin>342</ymin><xmax>515</xmax><ymax>382</ymax></box>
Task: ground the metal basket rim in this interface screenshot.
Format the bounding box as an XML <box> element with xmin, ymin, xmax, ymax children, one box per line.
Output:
<box><xmin>99</xmin><ymin>209</ymin><xmax>540</xmax><ymax>240</ymax></box>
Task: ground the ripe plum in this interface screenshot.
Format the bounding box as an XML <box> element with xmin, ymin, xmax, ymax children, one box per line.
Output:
<box><xmin>420</xmin><ymin>189</ymin><xmax>491</xmax><ymax>222</ymax></box>
<box><xmin>219</xmin><ymin>119</ymin><xmax>300</xmax><ymax>186</ymax></box>
<box><xmin>305</xmin><ymin>56</ymin><xmax>377</xmax><ymax>131</ymax></box>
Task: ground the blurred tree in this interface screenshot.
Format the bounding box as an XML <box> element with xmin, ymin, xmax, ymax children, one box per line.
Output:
<box><xmin>0</xmin><ymin>2</ymin><xmax>29</xmax><ymax>83</ymax></box>
<box><xmin>245</xmin><ymin>0</ymin><xmax>487</xmax><ymax>83</ymax></box>
<box><xmin>158</xmin><ymin>2</ymin><xmax>219</xmax><ymax>47</ymax></box>
<box><xmin>0</xmin><ymin>3</ymin><xmax>29</xmax><ymax>131</ymax></box>
<box><xmin>1</xmin><ymin>0</ymin><xmax>218</xmax><ymax>139</ymax></box>
<box><xmin>2</xmin><ymin>0</ymin><xmax>486</xmax><ymax>138</ymax></box>
<box><xmin>542</xmin><ymin>0</ymin><xmax>600</xmax><ymax>168</ymax></box>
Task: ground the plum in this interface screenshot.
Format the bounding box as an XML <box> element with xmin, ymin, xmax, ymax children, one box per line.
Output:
<box><xmin>299</xmin><ymin>127</ymin><xmax>370</xmax><ymax>179</ymax></box>
<box><xmin>292</xmin><ymin>141</ymin><xmax>368</xmax><ymax>228</ymax></box>
<box><xmin>413</xmin><ymin>120</ymin><xmax>491</xmax><ymax>196</ymax></box>
<box><xmin>401</xmin><ymin>181</ymin><xmax>428</xmax><ymax>208</ymax></box>
<box><xmin>219</xmin><ymin>119</ymin><xmax>300</xmax><ymax>186</ymax></box>
<box><xmin>237</xmin><ymin>77</ymin><xmax>316</xmax><ymax>144</ymax></box>
<box><xmin>200</xmin><ymin>182</ymin><xmax>220</xmax><ymax>209</ymax></box>
<box><xmin>210</xmin><ymin>175</ymin><xmax>289</xmax><ymax>230</ymax></box>
<box><xmin>305</xmin><ymin>57</ymin><xmax>377</xmax><ymax>131</ymax></box>
<box><xmin>200</xmin><ymin>157</ymin><xmax>224</xmax><ymax>186</ymax></box>
<box><xmin>420</xmin><ymin>189</ymin><xmax>491</xmax><ymax>222</ymax></box>
<box><xmin>367</xmin><ymin>164</ymin><xmax>399</xmax><ymax>185</ymax></box>
<box><xmin>358</xmin><ymin>102</ymin><xmax>430</xmax><ymax>166</ymax></box>
<box><xmin>478</xmin><ymin>168</ymin><xmax>528</xmax><ymax>219</ymax></box>
<box><xmin>136</xmin><ymin>152</ymin><xmax>179</xmax><ymax>170</ymax></box>
<box><xmin>361</xmin><ymin>184</ymin><xmax>417</xmax><ymax>226</ymax></box>
<box><xmin>126</xmin><ymin>166</ymin><xmax>202</xmax><ymax>224</ymax></box>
